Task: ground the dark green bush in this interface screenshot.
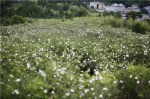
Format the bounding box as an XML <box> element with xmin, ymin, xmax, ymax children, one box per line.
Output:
<box><xmin>10</xmin><ymin>15</ymin><xmax>25</xmax><ymax>25</ymax></box>
<box><xmin>1</xmin><ymin>18</ymin><xmax>10</xmax><ymax>26</ymax></box>
<box><xmin>77</xmin><ymin>9</ymin><xmax>88</xmax><ymax>17</ymax></box>
<box><xmin>132</xmin><ymin>23</ymin><xmax>146</xmax><ymax>34</ymax></box>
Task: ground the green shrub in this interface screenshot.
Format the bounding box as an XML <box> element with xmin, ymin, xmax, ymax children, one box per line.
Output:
<box><xmin>10</xmin><ymin>15</ymin><xmax>25</xmax><ymax>25</ymax></box>
<box><xmin>132</xmin><ymin>23</ymin><xmax>146</xmax><ymax>34</ymax></box>
<box><xmin>141</xmin><ymin>20</ymin><xmax>150</xmax><ymax>32</ymax></box>
<box><xmin>115</xmin><ymin>66</ymin><xmax>150</xmax><ymax>99</ymax></box>
<box><xmin>77</xmin><ymin>9</ymin><xmax>88</xmax><ymax>17</ymax></box>
<box><xmin>1</xmin><ymin>18</ymin><xmax>10</xmax><ymax>26</ymax></box>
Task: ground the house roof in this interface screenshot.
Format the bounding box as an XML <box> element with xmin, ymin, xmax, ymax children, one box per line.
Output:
<box><xmin>96</xmin><ymin>2</ymin><xmax>104</xmax><ymax>4</ymax></box>
<box><xmin>131</xmin><ymin>4</ymin><xmax>139</xmax><ymax>8</ymax></box>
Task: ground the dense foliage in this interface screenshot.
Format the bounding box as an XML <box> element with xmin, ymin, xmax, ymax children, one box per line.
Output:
<box><xmin>1</xmin><ymin>0</ymin><xmax>150</xmax><ymax>19</ymax></box>
<box><xmin>1</xmin><ymin>17</ymin><xmax>150</xmax><ymax>99</ymax></box>
<box><xmin>1</xmin><ymin>0</ymin><xmax>88</xmax><ymax>19</ymax></box>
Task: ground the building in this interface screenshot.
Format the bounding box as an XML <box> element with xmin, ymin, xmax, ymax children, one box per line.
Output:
<box><xmin>105</xmin><ymin>6</ymin><xmax>116</xmax><ymax>12</ymax></box>
<box><xmin>89</xmin><ymin>2</ymin><xmax>105</xmax><ymax>12</ymax></box>
<box><xmin>124</xmin><ymin>7</ymin><xmax>132</xmax><ymax>13</ymax></box>
<box><xmin>112</xmin><ymin>3</ymin><xmax>125</xmax><ymax>12</ymax></box>
<box><xmin>105</xmin><ymin>3</ymin><xmax>125</xmax><ymax>13</ymax></box>
<box><xmin>131</xmin><ymin>4</ymin><xmax>141</xmax><ymax>12</ymax></box>
<box><xmin>144</xmin><ymin>6</ymin><xmax>150</xmax><ymax>13</ymax></box>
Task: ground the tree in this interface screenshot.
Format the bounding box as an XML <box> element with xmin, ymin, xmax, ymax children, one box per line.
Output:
<box><xmin>115</xmin><ymin>12</ymin><xmax>122</xmax><ymax>18</ymax></box>
<box><xmin>63</xmin><ymin>4</ymin><xmax>69</xmax><ymax>11</ymax></box>
<box><xmin>141</xmin><ymin>9</ymin><xmax>149</xmax><ymax>14</ymax></box>
<box><xmin>126</xmin><ymin>11</ymin><xmax>142</xmax><ymax>27</ymax></box>
<box><xmin>103</xmin><ymin>11</ymin><xmax>109</xmax><ymax>17</ymax></box>
<box><xmin>125</xmin><ymin>0</ymin><xmax>134</xmax><ymax>7</ymax></box>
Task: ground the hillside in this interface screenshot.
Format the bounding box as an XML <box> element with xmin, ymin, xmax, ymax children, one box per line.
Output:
<box><xmin>1</xmin><ymin>17</ymin><xmax>150</xmax><ymax>99</ymax></box>
<box><xmin>1</xmin><ymin>0</ymin><xmax>89</xmax><ymax>18</ymax></box>
<box><xmin>1</xmin><ymin>0</ymin><xmax>150</xmax><ymax>18</ymax></box>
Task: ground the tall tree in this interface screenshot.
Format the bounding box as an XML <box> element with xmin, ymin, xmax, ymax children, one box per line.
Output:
<box><xmin>126</xmin><ymin>11</ymin><xmax>142</xmax><ymax>27</ymax></box>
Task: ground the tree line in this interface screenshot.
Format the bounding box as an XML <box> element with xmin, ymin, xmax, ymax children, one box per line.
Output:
<box><xmin>1</xmin><ymin>0</ymin><xmax>88</xmax><ymax>18</ymax></box>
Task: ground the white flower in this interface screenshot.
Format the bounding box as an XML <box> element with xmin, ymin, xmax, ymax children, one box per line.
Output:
<box><xmin>27</xmin><ymin>63</ymin><xmax>30</xmax><ymax>69</ymax></box>
<box><xmin>144</xmin><ymin>50</ymin><xmax>148</xmax><ymax>55</ymax></box>
<box><xmin>40</xmin><ymin>87</ymin><xmax>43</xmax><ymax>90</ymax></box>
<box><xmin>137</xmin><ymin>80</ymin><xmax>140</xmax><ymax>84</ymax></box>
<box><xmin>70</xmin><ymin>76</ymin><xmax>73</xmax><ymax>80</ymax></box>
<box><xmin>70</xmin><ymin>89</ymin><xmax>75</xmax><ymax>93</ymax></box>
<box><xmin>51</xmin><ymin>91</ymin><xmax>55</xmax><ymax>94</ymax></box>
<box><xmin>113</xmin><ymin>81</ymin><xmax>117</xmax><ymax>84</ymax></box>
<box><xmin>95</xmin><ymin>70</ymin><xmax>99</xmax><ymax>75</ymax></box>
<box><xmin>135</xmin><ymin>76</ymin><xmax>138</xmax><ymax>79</ymax></box>
<box><xmin>28</xmin><ymin>94</ymin><xmax>31</xmax><ymax>97</ymax></box>
<box><xmin>126</xmin><ymin>54</ymin><xmax>129</xmax><ymax>57</ymax></box>
<box><xmin>15</xmin><ymin>78</ymin><xmax>21</xmax><ymax>82</ymax></box>
<box><xmin>84</xmin><ymin>89</ymin><xmax>89</xmax><ymax>93</ymax></box>
<box><xmin>99</xmin><ymin>94</ymin><xmax>103</xmax><ymax>98</ymax></box>
<box><xmin>39</xmin><ymin>69</ymin><xmax>46</xmax><ymax>77</ymax></box>
<box><xmin>120</xmin><ymin>80</ymin><xmax>123</xmax><ymax>83</ymax></box>
<box><xmin>9</xmin><ymin>74</ymin><xmax>14</xmax><ymax>78</ymax></box>
<box><xmin>89</xmin><ymin>79</ymin><xmax>93</xmax><ymax>83</ymax></box>
<box><xmin>14</xmin><ymin>89</ymin><xmax>19</xmax><ymax>94</ymax></box>
<box><xmin>65</xmin><ymin>93</ymin><xmax>70</xmax><ymax>96</ymax></box>
<box><xmin>99</xmin><ymin>76</ymin><xmax>103</xmax><ymax>80</ymax></box>
<box><xmin>148</xmin><ymin>80</ymin><xmax>150</xmax><ymax>84</ymax></box>
<box><xmin>44</xmin><ymin>89</ymin><xmax>48</xmax><ymax>93</ymax></box>
<box><xmin>102</xmin><ymin>87</ymin><xmax>108</xmax><ymax>91</ymax></box>
<box><xmin>90</xmin><ymin>87</ymin><xmax>94</xmax><ymax>91</ymax></box>
<box><xmin>130</xmin><ymin>75</ymin><xmax>132</xmax><ymax>78</ymax></box>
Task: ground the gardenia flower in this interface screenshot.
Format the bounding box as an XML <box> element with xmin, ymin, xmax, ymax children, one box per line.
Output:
<box><xmin>12</xmin><ymin>89</ymin><xmax>19</xmax><ymax>94</ymax></box>
<box><xmin>28</xmin><ymin>94</ymin><xmax>31</xmax><ymax>97</ymax></box>
<box><xmin>95</xmin><ymin>70</ymin><xmax>99</xmax><ymax>76</ymax></box>
<box><xmin>70</xmin><ymin>89</ymin><xmax>75</xmax><ymax>93</ymax></box>
<box><xmin>84</xmin><ymin>89</ymin><xmax>89</xmax><ymax>93</ymax></box>
<box><xmin>137</xmin><ymin>80</ymin><xmax>140</xmax><ymax>84</ymax></box>
<box><xmin>144</xmin><ymin>50</ymin><xmax>148</xmax><ymax>55</ymax></box>
<box><xmin>51</xmin><ymin>91</ymin><xmax>55</xmax><ymax>94</ymax></box>
<box><xmin>90</xmin><ymin>87</ymin><xmax>94</xmax><ymax>91</ymax></box>
<box><xmin>27</xmin><ymin>63</ymin><xmax>30</xmax><ymax>69</ymax></box>
<box><xmin>39</xmin><ymin>69</ymin><xmax>46</xmax><ymax>77</ymax></box>
<box><xmin>113</xmin><ymin>81</ymin><xmax>117</xmax><ymax>84</ymax></box>
<box><xmin>9</xmin><ymin>74</ymin><xmax>14</xmax><ymax>78</ymax></box>
<box><xmin>135</xmin><ymin>76</ymin><xmax>138</xmax><ymax>79</ymax></box>
<box><xmin>129</xmin><ymin>75</ymin><xmax>132</xmax><ymax>78</ymax></box>
<box><xmin>99</xmin><ymin>76</ymin><xmax>103</xmax><ymax>80</ymax></box>
<box><xmin>120</xmin><ymin>80</ymin><xmax>123</xmax><ymax>83</ymax></box>
<box><xmin>65</xmin><ymin>93</ymin><xmax>70</xmax><ymax>96</ymax></box>
<box><xmin>99</xmin><ymin>94</ymin><xmax>103</xmax><ymax>98</ymax></box>
<box><xmin>15</xmin><ymin>78</ymin><xmax>21</xmax><ymax>82</ymax></box>
<box><xmin>70</xmin><ymin>76</ymin><xmax>73</xmax><ymax>80</ymax></box>
<box><xmin>44</xmin><ymin>89</ymin><xmax>48</xmax><ymax>93</ymax></box>
<box><xmin>102</xmin><ymin>87</ymin><xmax>108</xmax><ymax>91</ymax></box>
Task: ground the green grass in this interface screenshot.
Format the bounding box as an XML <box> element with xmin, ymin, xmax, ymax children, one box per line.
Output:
<box><xmin>1</xmin><ymin>17</ymin><xmax>150</xmax><ymax>99</ymax></box>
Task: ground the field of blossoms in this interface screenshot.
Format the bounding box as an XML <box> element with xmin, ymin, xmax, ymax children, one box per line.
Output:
<box><xmin>1</xmin><ymin>17</ymin><xmax>150</xmax><ymax>99</ymax></box>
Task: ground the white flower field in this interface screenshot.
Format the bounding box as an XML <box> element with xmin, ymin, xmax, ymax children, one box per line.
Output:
<box><xmin>1</xmin><ymin>17</ymin><xmax>150</xmax><ymax>99</ymax></box>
